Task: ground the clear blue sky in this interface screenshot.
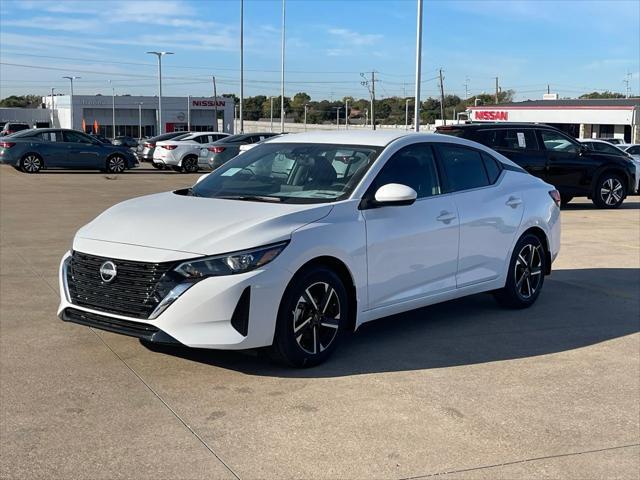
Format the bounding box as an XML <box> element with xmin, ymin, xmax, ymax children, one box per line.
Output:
<box><xmin>0</xmin><ymin>0</ymin><xmax>638</xmax><ymax>101</ymax></box>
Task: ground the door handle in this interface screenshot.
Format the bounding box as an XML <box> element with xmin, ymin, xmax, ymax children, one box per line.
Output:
<box><xmin>506</xmin><ymin>196</ymin><xmax>522</xmax><ymax>208</ymax></box>
<box><xmin>436</xmin><ymin>211</ymin><xmax>456</xmax><ymax>223</ymax></box>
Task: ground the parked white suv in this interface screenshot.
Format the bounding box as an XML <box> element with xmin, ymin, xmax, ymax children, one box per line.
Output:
<box><xmin>59</xmin><ymin>131</ymin><xmax>561</xmax><ymax>367</ymax></box>
<box><xmin>153</xmin><ymin>132</ymin><xmax>230</xmax><ymax>172</ymax></box>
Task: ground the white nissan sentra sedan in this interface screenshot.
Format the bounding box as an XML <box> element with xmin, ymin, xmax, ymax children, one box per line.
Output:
<box><xmin>58</xmin><ymin>131</ymin><xmax>561</xmax><ymax>367</ymax></box>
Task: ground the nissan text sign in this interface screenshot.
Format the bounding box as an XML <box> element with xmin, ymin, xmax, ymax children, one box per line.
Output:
<box><xmin>475</xmin><ymin>110</ymin><xmax>509</xmax><ymax>121</ymax></box>
<box><xmin>191</xmin><ymin>99</ymin><xmax>226</xmax><ymax>108</ymax></box>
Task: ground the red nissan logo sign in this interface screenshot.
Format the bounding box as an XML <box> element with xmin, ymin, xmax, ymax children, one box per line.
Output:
<box><xmin>475</xmin><ymin>111</ymin><xmax>508</xmax><ymax>121</ymax></box>
<box><xmin>192</xmin><ymin>100</ymin><xmax>225</xmax><ymax>107</ymax></box>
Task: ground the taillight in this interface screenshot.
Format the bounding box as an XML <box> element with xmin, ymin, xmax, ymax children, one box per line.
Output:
<box><xmin>161</xmin><ymin>144</ymin><xmax>177</xmax><ymax>150</ymax></box>
<box><xmin>0</xmin><ymin>142</ymin><xmax>16</xmax><ymax>148</ymax></box>
<box><xmin>549</xmin><ymin>190</ymin><xmax>561</xmax><ymax>207</ymax></box>
<box><xmin>207</xmin><ymin>146</ymin><xmax>226</xmax><ymax>153</ymax></box>
<box><xmin>144</xmin><ymin>142</ymin><xmax>155</xmax><ymax>148</ymax></box>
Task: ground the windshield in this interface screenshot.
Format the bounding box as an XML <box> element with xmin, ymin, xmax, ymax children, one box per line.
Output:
<box><xmin>191</xmin><ymin>142</ymin><xmax>382</xmax><ymax>204</ymax></box>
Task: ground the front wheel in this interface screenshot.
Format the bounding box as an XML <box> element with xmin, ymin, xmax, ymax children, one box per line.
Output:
<box><xmin>593</xmin><ymin>174</ymin><xmax>625</xmax><ymax>209</ymax></box>
<box><xmin>270</xmin><ymin>266</ymin><xmax>348</xmax><ymax>367</ymax></box>
<box><xmin>494</xmin><ymin>233</ymin><xmax>546</xmax><ymax>309</ymax></box>
<box><xmin>21</xmin><ymin>154</ymin><xmax>42</xmax><ymax>173</ymax></box>
<box><xmin>106</xmin><ymin>155</ymin><xmax>126</xmax><ymax>173</ymax></box>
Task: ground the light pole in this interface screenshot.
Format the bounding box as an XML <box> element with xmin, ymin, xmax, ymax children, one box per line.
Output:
<box><xmin>146</xmin><ymin>51</ymin><xmax>173</xmax><ymax>135</ymax></box>
<box><xmin>405</xmin><ymin>98</ymin><xmax>410</xmax><ymax>130</ymax></box>
<box><xmin>50</xmin><ymin>88</ymin><xmax>55</xmax><ymax>127</ymax></box>
<box><xmin>280</xmin><ymin>0</ymin><xmax>286</xmax><ymax>133</ymax></box>
<box><xmin>336</xmin><ymin>107</ymin><xmax>341</xmax><ymax>128</ymax></box>
<box><xmin>187</xmin><ymin>95</ymin><xmax>191</xmax><ymax>131</ymax></box>
<box><xmin>304</xmin><ymin>103</ymin><xmax>308</xmax><ymax>131</ymax></box>
<box><xmin>212</xmin><ymin>75</ymin><xmax>218</xmax><ymax>132</ymax></box>
<box><xmin>108</xmin><ymin>80</ymin><xmax>116</xmax><ymax>139</ymax></box>
<box><xmin>270</xmin><ymin>96</ymin><xmax>274</xmax><ymax>132</ymax></box>
<box><xmin>62</xmin><ymin>76</ymin><xmax>80</xmax><ymax>130</ymax></box>
<box><xmin>345</xmin><ymin>99</ymin><xmax>349</xmax><ymax>129</ymax></box>
<box><xmin>414</xmin><ymin>0</ymin><xmax>423</xmax><ymax>132</ymax></box>
<box><xmin>239</xmin><ymin>0</ymin><xmax>244</xmax><ymax>132</ymax></box>
<box><xmin>138</xmin><ymin>102</ymin><xmax>143</xmax><ymax>139</ymax></box>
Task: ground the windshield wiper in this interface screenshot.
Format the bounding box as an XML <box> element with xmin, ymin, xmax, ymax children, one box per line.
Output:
<box><xmin>217</xmin><ymin>195</ymin><xmax>282</xmax><ymax>203</ymax></box>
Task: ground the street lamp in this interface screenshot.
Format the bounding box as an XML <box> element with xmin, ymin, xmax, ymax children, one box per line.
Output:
<box><xmin>345</xmin><ymin>99</ymin><xmax>349</xmax><ymax>129</ymax></box>
<box><xmin>146</xmin><ymin>51</ymin><xmax>174</xmax><ymax>135</ymax></box>
<box><xmin>414</xmin><ymin>0</ymin><xmax>423</xmax><ymax>132</ymax></box>
<box><xmin>270</xmin><ymin>96</ymin><xmax>274</xmax><ymax>132</ymax></box>
<box><xmin>50</xmin><ymin>88</ymin><xmax>55</xmax><ymax>127</ymax></box>
<box><xmin>336</xmin><ymin>107</ymin><xmax>342</xmax><ymax>128</ymax></box>
<box><xmin>240</xmin><ymin>0</ymin><xmax>244</xmax><ymax>133</ymax></box>
<box><xmin>304</xmin><ymin>103</ymin><xmax>308</xmax><ymax>131</ymax></box>
<box><xmin>405</xmin><ymin>98</ymin><xmax>411</xmax><ymax>130</ymax></box>
<box><xmin>280</xmin><ymin>0</ymin><xmax>286</xmax><ymax>133</ymax></box>
<box><xmin>108</xmin><ymin>80</ymin><xmax>116</xmax><ymax>139</ymax></box>
<box><xmin>62</xmin><ymin>76</ymin><xmax>80</xmax><ymax>130</ymax></box>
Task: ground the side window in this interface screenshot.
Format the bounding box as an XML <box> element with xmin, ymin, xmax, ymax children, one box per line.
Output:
<box><xmin>436</xmin><ymin>144</ymin><xmax>489</xmax><ymax>192</ymax></box>
<box><xmin>540</xmin><ymin>130</ymin><xmax>578</xmax><ymax>154</ymax></box>
<box><xmin>35</xmin><ymin>132</ymin><xmax>58</xmax><ymax>142</ymax></box>
<box><xmin>63</xmin><ymin>131</ymin><xmax>91</xmax><ymax>143</ymax></box>
<box><xmin>479</xmin><ymin>129</ymin><xmax>537</xmax><ymax>150</ymax></box>
<box><xmin>628</xmin><ymin>146</ymin><xmax>640</xmax><ymax>155</ymax></box>
<box><xmin>596</xmin><ymin>143</ymin><xmax>623</xmax><ymax>155</ymax></box>
<box><xmin>481</xmin><ymin>153</ymin><xmax>502</xmax><ymax>183</ymax></box>
<box><xmin>369</xmin><ymin>144</ymin><xmax>440</xmax><ymax>199</ymax></box>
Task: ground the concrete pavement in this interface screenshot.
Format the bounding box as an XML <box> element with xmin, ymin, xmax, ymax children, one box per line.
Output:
<box><xmin>1</xmin><ymin>164</ymin><xmax>638</xmax><ymax>479</ymax></box>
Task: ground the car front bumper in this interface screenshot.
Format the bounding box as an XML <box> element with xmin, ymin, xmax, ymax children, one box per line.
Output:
<box><xmin>57</xmin><ymin>251</ymin><xmax>287</xmax><ymax>350</ymax></box>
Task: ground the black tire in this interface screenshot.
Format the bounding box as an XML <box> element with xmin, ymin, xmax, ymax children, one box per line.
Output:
<box><xmin>494</xmin><ymin>233</ymin><xmax>546</xmax><ymax>309</ymax></box>
<box><xmin>181</xmin><ymin>156</ymin><xmax>199</xmax><ymax>173</ymax></box>
<box><xmin>20</xmin><ymin>153</ymin><xmax>42</xmax><ymax>173</ymax></box>
<box><xmin>270</xmin><ymin>266</ymin><xmax>348</xmax><ymax>367</ymax></box>
<box><xmin>593</xmin><ymin>173</ymin><xmax>626</xmax><ymax>209</ymax></box>
<box><xmin>106</xmin><ymin>155</ymin><xmax>126</xmax><ymax>174</ymax></box>
<box><xmin>560</xmin><ymin>194</ymin><xmax>573</xmax><ymax>207</ymax></box>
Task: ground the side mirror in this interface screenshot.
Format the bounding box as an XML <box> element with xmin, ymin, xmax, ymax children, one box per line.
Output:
<box><xmin>365</xmin><ymin>183</ymin><xmax>417</xmax><ymax>208</ymax></box>
<box><xmin>195</xmin><ymin>173</ymin><xmax>209</xmax><ymax>185</ymax></box>
<box><xmin>579</xmin><ymin>144</ymin><xmax>589</xmax><ymax>155</ymax></box>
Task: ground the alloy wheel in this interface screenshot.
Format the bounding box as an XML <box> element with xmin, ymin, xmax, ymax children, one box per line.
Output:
<box><xmin>108</xmin><ymin>156</ymin><xmax>125</xmax><ymax>173</ymax></box>
<box><xmin>183</xmin><ymin>158</ymin><xmax>198</xmax><ymax>173</ymax></box>
<box><xmin>292</xmin><ymin>281</ymin><xmax>341</xmax><ymax>355</ymax></box>
<box><xmin>514</xmin><ymin>243</ymin><xmax>543</xmax><ymax>299</ymax></box>
<box><xmin>22</xmin><ymin>155</ymin><xmax>41</xmax><ymax>173</ymax></box>
<box><xmin>600</xmin><ymin>178</ymin><xmax>623</xmax><ymax>206</ymax></box>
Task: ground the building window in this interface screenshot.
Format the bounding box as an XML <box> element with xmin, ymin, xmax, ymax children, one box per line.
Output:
<box><xmin>598</xmin><ymin>125</ymin><xmax>615</xmax><ymax>137</ymax></box>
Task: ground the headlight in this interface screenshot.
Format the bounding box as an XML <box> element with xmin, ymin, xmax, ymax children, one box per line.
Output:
<box><xmin>174</xmin><ymin>241</ymin><xmax>288</xmax><ymax>279</ymax></box>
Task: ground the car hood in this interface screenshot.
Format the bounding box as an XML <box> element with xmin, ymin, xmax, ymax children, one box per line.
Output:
<box><xmin>76</xmin><ymin>191</ymin><xmax>333</xmax><ymax>256</ymax></box>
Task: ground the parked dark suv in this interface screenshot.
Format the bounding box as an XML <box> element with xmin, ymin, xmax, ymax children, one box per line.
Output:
<box><xmin>437</xmin><ymin>123</ymin><xmax>636</xmax><ymax>208</ymax></box>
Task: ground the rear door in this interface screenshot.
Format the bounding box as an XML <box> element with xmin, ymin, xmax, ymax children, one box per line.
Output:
<box><xmin>33</xmin><ymin>131</ymin><xmax>68</xmax><ymax>166</ymax></box>
<box><xmin>476</xmin><ymin>128</ymin><xmax>546</xmax><ymax>178</ymax></box>
<box><xmin>434</xmin><ymin>143</ymin><xmax>524</xmax><ymax>287</ymax></box>
<box><xmin>63</xmin><ymin>131</ymin><xmax>102</xmax><ymax>169</ymax></box>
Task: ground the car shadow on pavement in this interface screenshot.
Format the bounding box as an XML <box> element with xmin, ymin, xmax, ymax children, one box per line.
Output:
<box><xmin>142</xmin><ymin>268</ymin><xmax>640</xmax><ymax>378</ymax></box>
<box><xmin>36</xmin><ymin>170</ymin><xmax>192</xmax><ymax>175</ymax></box>
<box><xmin>562</xmin><ymin>199</ymin><xmax>640</xmax><ymax>210</ymax></box>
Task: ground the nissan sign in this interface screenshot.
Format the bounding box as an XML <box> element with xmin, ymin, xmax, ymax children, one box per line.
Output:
<box><xmin>191</xmin><ymin>100</ymin><xmax>225</xmax><ymax>108</ymax></box>
<box><xmin>475</xmin><ymin>110</ymin><xmax>508</xmax><ymax>121</ymax></box>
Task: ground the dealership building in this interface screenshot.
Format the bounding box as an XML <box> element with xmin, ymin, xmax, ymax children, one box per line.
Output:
<box><xmin>0</xmin><ymin>95</ymin><xmax>235</xmax><ymax>137</ymax></box>
<box><xmin>467</xmin><ymin>98</ymin><xmax>640</xmax><ymax>143</ymax></box>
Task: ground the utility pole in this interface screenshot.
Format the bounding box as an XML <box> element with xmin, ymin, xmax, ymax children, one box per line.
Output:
<box><xmin>438</xmin><ymin>68</ymin><xmax>446</xmax><ymax>126</ymax></box>
<box><xmin>360</xmin><ymin>71</ymin><xmax>377</xmax><ymax>130</ymax></box>
<box><xmin>336</xmin><ymin>107</ymin><xmax>341</xmax><ymax>128</ymax></box>
<box><xmin>146</xmin><ymin>51</ymin><xmax>173</xmax><ymax>135</ymax></box>
<box><xmin>187</xmin><ymin>95</ymin><xmax>191</xmax><ymax>131</ymax></box>
<box><xmin>304</xmin><ymin>103</ymin><xmax>308</xmax><ymax>131</ymax></box>
<box><xmin>464</xmin><ymin>76</ymin><xmax>470</xmax><ymax>100</ymax></box>
<box><xmin>108</xmin><ymin>80</ymin><xmax>116</xmax><ymax>139</ymax></box>
<box><xmin>270</xmin><ymin>96</ymin><xmax>274</xmax><ymax>132</ymax></box>
<box><xmin>280</xmin><ymin>0</ymin><xmax>286</xmax><ymax>133</ymax></box>
<box><xmin>414</xmin><ymin>0</ymin><xmax>423</xmax><ymax>131</ymax></box>
<box><xmin>624</xmin><ymin>72</ymin><xmax>631</xmax><ymax>98</ymax></box>
<box><xmin>239</xmin><ymin>0</ymin><xmax>244</xmax><ymax>132</ymax></box>
<box><xmin>495</xmin><ymin>76</ymin><xmax>499</xmax><ymax>104</ymax></box>
<box><xmin>138</xmin><ymin>102</ymin><xmax>143</xmax><ymax>139</ymax></box>
<box><xmin>547</xmin><ymin>84</ymin><xmax>550</xmax><ymax>94</ymax></box>
<box><xmin>365</xmin><ymin>108</ymin><xmax>369</xmax><ymax>127</ymax></box>
<box><xmin>405</xmin><ymin>98</ymin><xmax>410</xmax><ymax>130</ymax></box>
<box><xmin>345</xmin><ymin>99</ymin><xmax>349</xmax><ymax>129</ymax></box>
<box><xmin>212</xmin><ymin>75</ymin><xmax>218</xmax><ymax>131</ymax></box>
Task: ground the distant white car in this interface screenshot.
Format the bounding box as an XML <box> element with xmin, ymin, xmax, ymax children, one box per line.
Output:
<box><xmin>153</xmin><ymin>132</ymin><xmax>230</xmax><ymax>172</ymax></box>
<box><xmin>582</xmin><ymin>139</ymin><xmax>639</xmax><ymax>193</ymax></box>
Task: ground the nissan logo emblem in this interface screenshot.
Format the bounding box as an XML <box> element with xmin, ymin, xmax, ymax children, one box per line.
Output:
<box><xmin>99</xmin><ymin>261</ymin><xmax>117</xmax><ymax>283</ymax></box>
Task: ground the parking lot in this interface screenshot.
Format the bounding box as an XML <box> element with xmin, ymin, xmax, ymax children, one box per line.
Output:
<box><xmin>1</xmin><ymin>164</ymin><xmax>638</xmax><ymax>479</ymax></box>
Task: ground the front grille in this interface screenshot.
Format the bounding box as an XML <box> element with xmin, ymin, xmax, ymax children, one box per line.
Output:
<box><xmin>67</xmin><ymin>251</ymin><xmax>177</xmax><ymax>319</ymax></box>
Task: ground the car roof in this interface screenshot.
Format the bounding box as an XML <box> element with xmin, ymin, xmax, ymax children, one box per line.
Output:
<box><xmin>438</xmin><ymin>122</ymin><xmax>560</xmax><ymax>130</ymax></box>
<box><xmin>267</xmin><ymin>130</ymin><xmax>412</xmax><ymax>146</ymax></box>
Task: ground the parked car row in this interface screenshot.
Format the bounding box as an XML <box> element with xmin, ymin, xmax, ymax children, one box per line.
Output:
<box><xmin>0</xmin><ymin>128</ymin><xmax>138</xmax><ymax>173</ymax></box>
<box><xmin>436</xmin><ymin>123</ymin><xmax>638</xmax><ymax>208</ymax></box>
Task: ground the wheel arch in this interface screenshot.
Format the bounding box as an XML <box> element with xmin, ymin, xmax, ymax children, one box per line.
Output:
<box><xmin>520</xmin><ymin>226</ymin><xmax>552</xmax><ymax>275</ymax></box>
<box><xmin>180</xmin><ymin>153</ymin><xmax>198</xmax><ymax>166</ymax></box>
<box><xmin>288</xmin><ymin>255</ymin><xmax>358</xmax><ymax>332</ymax></box>
<box><xmin>591</xmin><ymin>167</ymin><xmax>631</xmax><ymax>195</ymax></box>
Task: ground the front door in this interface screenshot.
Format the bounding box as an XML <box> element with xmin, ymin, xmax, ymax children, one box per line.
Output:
<box><xmin>434</xmin><ymin>143</ymin><xmax>524</xmax><ymax>287</ymax></box>
<box><xmin>62</xmin><ymin>131</ymin><xmax>102</xmax><ymax>169</ymax></box>
<box><xmin>537</xmin><ymin>129</ymin><xmax>586</xmax><ymax>193</ymax></box>
<box><xmin>363</xmin><ymin>143</ymin><xmax>459</xmax><ymax>309</ymax></box>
